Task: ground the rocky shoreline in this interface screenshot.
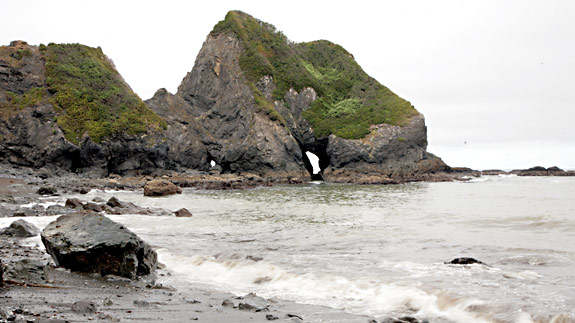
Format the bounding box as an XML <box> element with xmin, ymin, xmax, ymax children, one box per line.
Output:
<box><xmin>1</xmin><ymin>170</ymin><xmax>437</xmax><ymax>323</ymax></box>
<box><xmin>1</xmin><ymin>163</ymin><xmax>572</xmax><ymax>322</ymax></box>
<box><xmin>2</xmin><ymin>237</ymin><xmax>385</xmax><ymax>323</ymax></box>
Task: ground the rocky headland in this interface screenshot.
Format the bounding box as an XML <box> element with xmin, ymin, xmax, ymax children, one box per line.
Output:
<box><xmin>0</xmin><ymin>11</ymin><xmax>478</xmax><ymax>185</ymax></box>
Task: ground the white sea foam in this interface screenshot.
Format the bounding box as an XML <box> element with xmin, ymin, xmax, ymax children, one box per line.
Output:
<box><xmin>158</xmin><ymin>250</ymin><xmax>491</xmax><ymax>322</ymax></box>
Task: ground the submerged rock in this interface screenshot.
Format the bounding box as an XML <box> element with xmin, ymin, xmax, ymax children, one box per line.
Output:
<box><xmin>41</xmin><ymin>212</ymin><xmax>157</xmax><ymax>279</ymax></box>
<box><xmin>143</xmin><ymin>179</ymin><xmax>182</xmax><ymax>196</ymax></box>
<box><xmin>380</xmin><ymin>318</ymin><xmax>423</xmax><ymax>323</ymax></box>
<box><xmin>446</xmin><ymin>257</ymin><xmax>487</xmax><ymax>266</ymax></box>
<box><xmin>1</xmin><ymin>219</ymin><xmax>40</xmax><ymax>237</ymax></box>
<box><xmin>174</xmin><ymin>208</ymin><xmax>193</xmax><ymax>217</ymax></box>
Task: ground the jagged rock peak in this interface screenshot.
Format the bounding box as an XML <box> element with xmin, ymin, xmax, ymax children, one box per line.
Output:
<box><xmin>157</xmin><ymin>11</ymin><xmax>449</xmax><ymax>181</ymax></box>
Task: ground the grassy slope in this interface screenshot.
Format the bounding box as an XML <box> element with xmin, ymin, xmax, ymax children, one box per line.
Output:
<box><xmin>211</xmin><ymin>11</ymin><xmax>417</xmax><ymax>139</ymax></box>
<box><xmin>43</xmin><ymin>43</ymin><xmax>166</xmax><ymax>144</ymax></box>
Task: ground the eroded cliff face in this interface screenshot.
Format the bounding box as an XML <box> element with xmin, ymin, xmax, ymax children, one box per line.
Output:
<box><xmin>153</xmin><ymin>33</ymin><xmax>308</xmax><ymax>179</ymax></box>
<box><xmin>323</xmin><ymin>114</ymin><xmax>449</xmax><ymax>183</ymax></box>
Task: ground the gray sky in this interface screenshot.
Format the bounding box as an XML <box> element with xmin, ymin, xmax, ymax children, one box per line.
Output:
<box><xmin>2</xmin><ymin>0</ymin><xmax>574</xmax><ymax>170</ymax></box>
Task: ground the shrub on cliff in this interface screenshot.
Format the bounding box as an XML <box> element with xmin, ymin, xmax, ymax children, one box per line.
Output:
<box><xmin>44</xmin><ymin>43</ymin><xmax>166</xmax><ymax>144</ymax></box>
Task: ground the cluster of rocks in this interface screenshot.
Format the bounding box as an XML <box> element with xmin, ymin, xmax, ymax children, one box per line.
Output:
<box><xmin>65</xmin><ymin>196</ymin><xmax>177</xmax><ymax>217</ymax></box>
<box><xmin>6</xmin><ymin>194</ymin><xmax>192</xmax><ymax>218</ymax></box>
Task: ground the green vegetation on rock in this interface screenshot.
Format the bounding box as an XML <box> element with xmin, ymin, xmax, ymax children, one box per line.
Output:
<box><xmin>296</xmin><ymin>40</ymin><xmax>418</xmax><ymax>138</ymax></box>
<box><xmin>211</xmin><ymin>11</ymin><xmax>417</xmax><ymax>139</ymax></box>
<box><xmin>1</xmin><ymin>88</ymin><xmax>46</xmax><ymax>116</ymax></box>
<box><xmin>44</xmin><ymin>43</ymin><xmax>166</xmax><ymax>144</ymax></box>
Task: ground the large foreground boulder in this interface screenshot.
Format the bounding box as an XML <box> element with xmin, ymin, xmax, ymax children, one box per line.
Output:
<box><xmin>143</xmin><ymin>179</ymin><xmax>182</xmax><ymax>196</ymax></box>
<box><xmin>0</xmin><ymin>219</ymin><xmax>40</xmax><ymax>237</ymax></box>
<box><xmin>41</xmin><ymin>212</ymin><xmax>157</xmax><ymax>279</ymax></box>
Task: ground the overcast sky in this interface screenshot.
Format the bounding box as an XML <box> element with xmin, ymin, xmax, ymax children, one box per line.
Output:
<box><xmin>2</xmin><ymin>0</ymin><xmax>574</xmax><ymax>170</ymax></box>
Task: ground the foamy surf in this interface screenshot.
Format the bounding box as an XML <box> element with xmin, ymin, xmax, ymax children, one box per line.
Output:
<box><xmin>158</xmin><ymin>250</ymin><xmax>493</xmax><ymax>322</ymax></box>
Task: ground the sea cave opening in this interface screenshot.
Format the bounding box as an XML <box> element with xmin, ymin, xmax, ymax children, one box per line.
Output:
<box><xmin>303</xmin><ymin>151</ymin><xmax>325</xmax><ymax>181</ymax></box>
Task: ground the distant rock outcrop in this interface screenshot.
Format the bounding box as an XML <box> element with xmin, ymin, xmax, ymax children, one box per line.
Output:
<box><xmin>512</xmin><ymin>166</ymin><xmax>574</xmax><ymax>177</ymax></box>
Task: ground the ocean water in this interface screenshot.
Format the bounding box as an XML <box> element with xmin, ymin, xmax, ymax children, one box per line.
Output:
<box><xmin>4</xmin><ymin>175</ymin><xmax>575</xmax><ymax>322</ymax></box>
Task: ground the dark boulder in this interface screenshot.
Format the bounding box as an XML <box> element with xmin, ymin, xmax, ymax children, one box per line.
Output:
<box><xmin>106</xmin><ymin>196</ymin><xmax>124</xmax><ymax>208</ymax></box>
<box><xmin>0</xmin><ymin>258</ymin><xmax>3</xmax><ymax>286</ymax></box>
<box><xmin>446</xmin><ymin>257</ymin><xmax>487</xmax><ymax>266</ymax></box>
<box><xmin>65</xmin><ymin>198</ymin><xmax>84</xmax><ymax>209</ymax></box>
<box><xmin>174</xmin><ymin>208</ymin><xmax>193</xmax><ymax>217</ymax></box>
<box><xmin>143</xmin><ymin>179</ymin><xmax>182</xmax><ymax>196</ymax></box>
<box><xmin>1</xmin><ymin>219</ymin><xmax>40</xmax><ymax>237</ymax></box>
<box><xmin>36</xmin><ymin>186</ymin><xmax>57</xmax><ymax>195</ymax></box>
<box><xmin>82</xmin><ymin>202</ymin><xmax>105</xmax><ymax>212</ymax></box>
<box><xmin>41</xmin><ymin>212</ymin><xmax>157</xmax><ymax>279</ymax></box>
